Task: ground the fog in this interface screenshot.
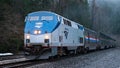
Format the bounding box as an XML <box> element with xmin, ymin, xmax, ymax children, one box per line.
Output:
<box><xmin>88</xmin><ymin>0</ymin><xmax>120</xmax><ymax>46</ymax></box>
<box><xmin>88</xmin><ymin>0</ymin><xmax>120</xmax><ymax>34</ymax></box>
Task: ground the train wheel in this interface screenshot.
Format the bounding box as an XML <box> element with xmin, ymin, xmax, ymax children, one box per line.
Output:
<box><xmin>113</xmin><ymin>45</ymin><xmax>116</xmax><ymax>48</ymax></box>
<box><xmin>104</xmin><ymin>46</ymin><xmax>107</xmax><ymax>49</ymax></box>
<box><xmin>81</xmin><ymin>47</ymin><xmax>87</xmax><ymax>54</ymax></box>
<box><xmin>54</xmin><ymin>55</ymin><xmax>60</xmax><ymax>59</ymax></box>
<box><xmin>111</xmin><ymin>45</ymin><xmax>113</xmax><ymax>48</ymax></box>
<box><xmin>83</xmin><ymin>47</ymin><xmax>89</xmax><ymax>54</ymax></box>
<box><xmin>86</xmin><ymin>47</ymin><xmax>89</xmax><ymax>52</ymax></box>
<box><xmin>76</xmin><ymin>46</ymin><xmax>82</xmax><ymax>54</ymax></box>
<box><xmin>49</xmin><ymin>56</ymin><xmax>54</xmax><ymax>60</ymax></box>
<box><xmin>63</xmin><ymin>47</ymin><xmax>69</xmax><ymax>56</ymax></box>
<box><xmin>96</xmin><ymin>46</ymin><xmax>101</xmax><ymax>51</ymax></box>
<box><xmin>23</xmin><ymin>48</ymin><xmax>32</xmax><ymax>56</ymax></box>
<box><xmin>71</xmin><ymin>50</ymin><xmax>77</xmax><ymax>56</ymax></box>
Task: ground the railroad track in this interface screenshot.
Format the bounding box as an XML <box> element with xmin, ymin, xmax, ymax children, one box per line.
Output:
<box><xmin>0</xmin><ymin>59</ymin><xmax>48</xmax><ymax>68</ymax></box>
<box><xmin>0</xmin><ymin>48</ymin><xmax>115</xmax><ymax>68</ymax></box>
<box><xmin>0</xmin><ymin>55</ymin><xmax>24</xmax><ymax>61</ymax></box>
<box><xmin>0</xmin><ymin>55</ymin><xmax>76</xmax><ymax>68</ymax></box>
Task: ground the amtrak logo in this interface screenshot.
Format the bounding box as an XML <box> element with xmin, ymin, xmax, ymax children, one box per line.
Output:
<box><xmin>35</xmin><ymin>22</ymin><xmax>43</xmax><ymax>28</ymax></box>
<box><xmin>64</xmin><ymin>28</ymin><xmax>69</xmax><ymax>39</ymax></box>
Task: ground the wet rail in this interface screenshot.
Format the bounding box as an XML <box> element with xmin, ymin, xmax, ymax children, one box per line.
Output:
<box><xmin>0</xmin><ymin>59</ymin><xmax>48</xmax><ymax>68</ymax></box>
<box><xmin>0</xmin><ymin>47</ymin><xmax>116</xmax><ymax>68</ymax></box>
<box><xmin>0</xmin><ymin>55</ymin><xmax>24</xmax><ymax>61</ymax></box>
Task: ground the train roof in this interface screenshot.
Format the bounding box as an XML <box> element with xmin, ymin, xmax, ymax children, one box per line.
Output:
<box><xmin>84</xmin><ymin>27</ymin><xmax>97</xmax><ymax>33</ymax></box>
<box><xmin>100</xmin><ymin>32</ymin><xmax>116</xmax><ymax>41</ymax></box>
<box><xmin>28</xmin><ymin>11</ymin><xmax>56</xmax><ymax>15</ymax></box>
<box><xmin>27</xmin><ymin>11</ymin><xmax>84</xmax><ymax>31</ymax></box>
<box><xmin>27</xmin><ymin>11</ymin><xmax>83</xmax><ymax>27</ymax></box>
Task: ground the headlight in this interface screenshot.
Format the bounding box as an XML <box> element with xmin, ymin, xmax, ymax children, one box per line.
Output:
<box><xmin>45</xmin><ymin>34</ymin><xmax>49</xmax><ymax>39</ymax></box>
<box><xmin>34</xmin><ymin>30</ymin><xmax>41</xmax><ymax>34</ymax></box>
<box><xmin>38</xmin><ymin>30</ymin><xmax>41</xmax><ymax>34</ymax></box>
<box><xmin>26</xmin><ymin>35</ymin><xmax>30</xmax><ymax>39</ymax></box>
<box><xmin>34</xmin><ymin>30</ymin><xmax>38</xmax><ymax>34</ymax></box>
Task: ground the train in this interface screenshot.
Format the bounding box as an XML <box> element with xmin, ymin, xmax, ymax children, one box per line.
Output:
<box><xmin>24</xmin><ymin>11</ymin><xmax>116</xmax><ymax>59</ymax></box>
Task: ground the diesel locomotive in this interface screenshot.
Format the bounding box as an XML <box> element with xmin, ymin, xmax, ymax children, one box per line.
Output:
<box><xmin>24</xmin><ymin>11</ymin><xmax>116</xmax><ymax>59</ymax></box>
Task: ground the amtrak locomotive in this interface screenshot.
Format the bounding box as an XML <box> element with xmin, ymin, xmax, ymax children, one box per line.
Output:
<box><xmin>24</xmin><ymin>11</ymin><xmax>115</xmax><ymax>59</ymax></box>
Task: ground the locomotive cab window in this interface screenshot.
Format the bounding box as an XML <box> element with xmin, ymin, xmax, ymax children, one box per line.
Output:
<box><xmin>80</xmin><ymin>37</ymin><xmax>83</xmax><ymax>43</ymax></box>
<box><xmin>63</xmin><ymin>19</ymin><xmax>71</xmax><ymax>26</ymax></box>
<box><xmin>77</xmin><ymin>25</ymin><xmax>80</xmax><ymax>29</ymax></box>
<box><xmin>77</xmin><ymin>25</ymin><xmax>83</xmax><ymax>30</ymax></box>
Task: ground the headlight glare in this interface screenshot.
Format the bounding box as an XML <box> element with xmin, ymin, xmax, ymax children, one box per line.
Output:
<box><xmin>38</xmin><ymin>30</ymin><xmax>41</xmax><ymax>34</ymax></box>
<box><xmin>45</xmin><ymin>35</ymin><xmax>49</xmax><ymax>39</ymax></box>
<box><xmin>34</xmin><ymin>30</ymin><xmax>41</xmax><ymax>34</ymax></box>
<box><xmin>34</xmin><ymin>30</ymin><xmax>38</xmax><ymax>34</ymax></box>
<box><xmin>26</xmin><ymin>35</ymin><xmax>30</xmax><ymax>39</ymax></box>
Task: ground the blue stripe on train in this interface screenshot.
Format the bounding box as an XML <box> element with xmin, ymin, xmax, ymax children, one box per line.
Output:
<box><xmin>85</xmin><ymin>38</ymin><xmax>99</xmax><ymax>42</ymax></box>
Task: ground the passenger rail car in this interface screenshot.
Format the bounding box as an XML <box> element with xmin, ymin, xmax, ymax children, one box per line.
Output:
<box><xmin>84</xmin><ymin>28</ymin><xmax>116</xmax><ymax>51</ymax></box>
<box><xmin>99</xmin><ymin>33</ymin><xmax>116</xmax><ymax>49</ymax></box>
<box><xmin>24</xmin><ymin>11</ymin><xmax>116</xmax><ymax>59</ymax></box>
<box><xmin>84</xmin><ymin>28</ymin><xmax>100</xmax><ymax>51</ymax></box>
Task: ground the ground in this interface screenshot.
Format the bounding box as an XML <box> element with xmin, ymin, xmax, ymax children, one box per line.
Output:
<box><xmin>27</xmin><ymin>47</ymin><xmax>120</xmax><ymax>68</ymax></box>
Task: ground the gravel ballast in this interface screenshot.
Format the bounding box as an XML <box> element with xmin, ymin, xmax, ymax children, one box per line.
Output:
<box><xmin>27</xmin><ymin>47</ymin><xmax>120</xmax><ymax>68</ymax></box>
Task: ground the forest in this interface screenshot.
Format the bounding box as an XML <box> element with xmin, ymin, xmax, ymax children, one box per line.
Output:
<box><xmin>0</xmin><ymin>0</ymin><xmax>119</xmax><ymax>53</ymax></box>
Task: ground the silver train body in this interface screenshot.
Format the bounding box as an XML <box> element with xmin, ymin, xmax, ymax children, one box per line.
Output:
<box><xmin>24</xmin><ymin>11</ymin><xmax>116</xmax><ymax>59</ymax></box>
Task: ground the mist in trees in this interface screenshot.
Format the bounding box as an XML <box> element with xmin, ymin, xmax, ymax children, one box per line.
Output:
<box><xmin>89</xmin><ymin>0</ymin><xmax>120</xmax><ymax>35</ymax></box>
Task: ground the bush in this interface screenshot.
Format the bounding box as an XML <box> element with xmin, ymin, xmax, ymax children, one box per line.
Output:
<box><xmin>8</xmin><ymin>38</ymin><xmax>23</xmax><ymax>53</ymax></box>
<box><xmin>0</xmin><ymin>38</ymin><xmax>23</xmax><ymax>53</ymax></box>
